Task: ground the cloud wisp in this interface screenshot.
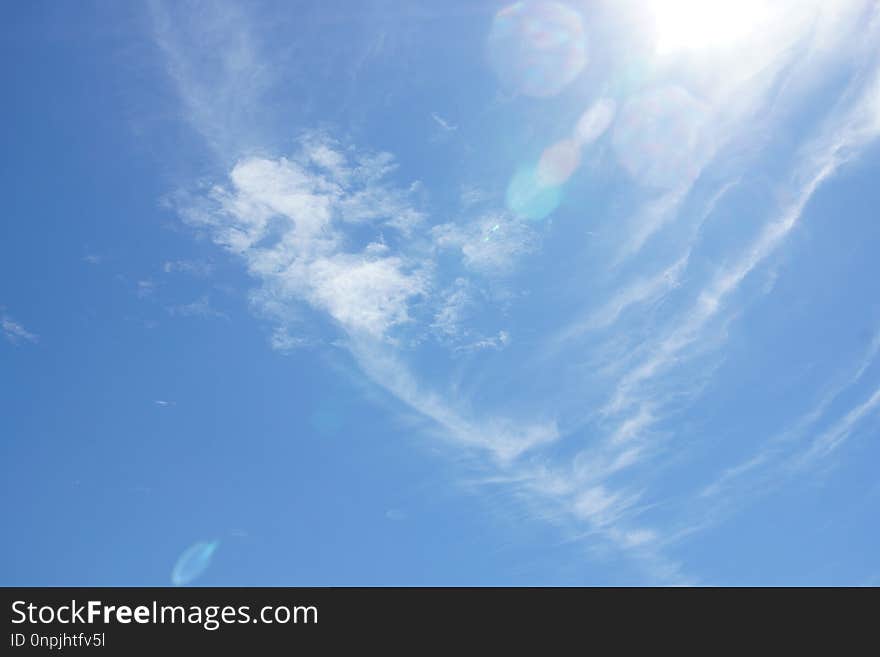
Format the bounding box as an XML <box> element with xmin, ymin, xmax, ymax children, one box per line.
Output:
<box><xmin>154</xmin><ymin>0</ymin><xmax>880</xmax><ymax>583</ymax></box>
<box><xmin>1</xmin><ymin>312</ymin><xmax>38</xmax><ymax>345</ymax></box>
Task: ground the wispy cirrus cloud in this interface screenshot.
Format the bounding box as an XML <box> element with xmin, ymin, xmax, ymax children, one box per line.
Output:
<box><xmin>148</xmin><ymin>0</ymin><xmax>276</xmax><ymax>160</ymax></box>
<box><xmin>600</xmin><ymin>54</ymin><xmax>880</xmax><ymax>440</ymax></box>
<box><xmin>431</xmin><ymin>112</ymin><xmax>457</xmax><ymax>132</ymax></box>
<box><xmin>169</xmin><ymin>134</ymin><xmax>557</xmax><ymax>465</ymax></box>
<box><xmin>174</xmin><ymin>141</ymin><xmax>429</xmax><ymax>340</ymax></box>
<box><xmin>1</xmin><ymin>312</ymin><xmax>38</xmax><ymax>345</ymax></box>
<box><xmin>152</xmin><ymin>0</ymin><xmax>880</xmax><ymax>583</ymax></box>
<box><xmin>432</xmin><ymin>213</ymin><xmax>537</xmax><ymax>276</ymax></box>
<box><xmin>700</xmin><ymin>329</ymin><xmax>880</xmax><ymax>506</ymax></box>
<box><xmin>166</xmin><ymin>295</ymin><xmax>227</xmax><ymax>320</ymax></box>
<box><xmin>162</xmin><ymin>259</ymin><xmax>215</xmax><ymax>277</ymax></box>
<box><xmin>572</xmin><ymin>20</ymin><xmax>880</xmax><ymax>544</ymax></box>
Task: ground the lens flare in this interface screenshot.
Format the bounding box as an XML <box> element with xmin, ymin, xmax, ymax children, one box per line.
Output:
<box><xmin>652</xmin><ymin>0</ymin><xmax>770</xmax><ymax>55</ymax></box>
<box><xmin>574</xmin><ymin>98</ymin><xmax>616</xmax><ymax>146</ymax></box>
<box><xmin>171</xmin><ymin>540</ymin><xmax>219</xmax><ymax>586</ymax></box>
<box><xmin>508</xmin><ymin>96</ymin><xmax>615</xmax><ymax>218</ymax></box>
<box><xmin>506</xmin><ymin>165</ymin><xmax>563</xmax><ymax>221</ymax></box>
<box><xmin>487</xmin><ymin>1</ymin><xmax>587</xmax><ymax>98</ymax></box>
<box><xmin>537</xmin><ymin>138</ymin><xmax>581</xmax><ymax>187</ymax></box>
<box><xmin>611</xmin><ymin>86</ymin><xmax>713</xmax><ymax>189</ymax></box>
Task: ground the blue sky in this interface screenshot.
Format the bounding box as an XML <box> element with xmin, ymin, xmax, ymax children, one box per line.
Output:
<box><xmin>2</xmin><ymin>0</ymin><xmax>879</xmax><ymax>586</ymax></box>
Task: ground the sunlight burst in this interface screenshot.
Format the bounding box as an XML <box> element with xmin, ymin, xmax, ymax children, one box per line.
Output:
<box><xmin>651</xmin><ymin>0</ymin><xmax>770</xmax><ymax>54</ymax></box>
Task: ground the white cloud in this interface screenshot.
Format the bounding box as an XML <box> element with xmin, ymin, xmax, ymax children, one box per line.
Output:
<box><xmin>605</xmin><ymin>56</ymin><xmax>880</xmax><ymax>421</ymax></box>
<box><xmin>431</xmin><ymin>112</ymin><xmax>457</xmax><ymax>132</ymax></box>
<box><xmin>432</xmin><ymin>213</ymin><xmax>536</xmax><ymax>274</ymax></box>
<box><xmin>149</xmin><ymin>0</ymin><xmax>274</xmax><ymax>160</ymax></box>
<box><xmin>155</xmin><ymin>0</ymin><xmax>880</xmax><ymax>583</ymax></box>
<box><xmin>572</xmin><ymin>486</ymin><xmax>635</xmax><ymax>526</ymax></box>
<box><xmin>167</xmin><ymin>296</ymin><xmax>227</xmax><ymax>319</ymax></box>
<box><xmin>1</xmin><ymin>313</ymin><xmax>38</xmax><ymax>345</ymax></box>
<box><xmin>137</xmin><ymin>280</ymin><xmax>156</xmax><ymax>298</ymax></box>
<box><xmin>459</xmin><ymin>185</ymin><xmax>491</xmax><ymax>209</ymax></box>
<box><xmin>799</xmin><ymin>386</ymin><xmax>880</xmax><ymax>467</ymax></box>
<box><xmin>557</xmin><ymin>254</ymin><xmax>689</xmax><ymax>342</ymax></box>
<box><xmin>701</xmin><ymin>330</ymin><xmax>880</xmax><ymax>501</ymax></box>
<box><xmin>432</xmin><ymin>278</ymin><xmax>471</xmax><ymax>338</ymax></box>
<box><xmin>568</xmin><ymin>44</ymin><xmax>880</xmax><ymax>551</ymax></box>
<box><xmin>269</xmin><ymin>327</ymin><xmax>310</xmax><ymax>353</ymax></box>
<box><xmin>456</xmin><ymin>330</ymin><xmax>510</xmax><ymax>353</ymax></box>
<box><xmin>306</xmin><ymin>255</ymin><xmax>427</xmax><ymax>337</ymax></box>
<box><xmin>610</xmin><ymin>0</ymin><xmax>873</xmax><ymax>262</ymax></box>
<box><xmin>348</xmin><ymin>337</ymin><xmax>559</xmax><ymax>463</ymax></box>
<box><xmin>162</xmin><ymin>260</ymin><xmax>214</xmax><ymax>277</ymax></box>
<box><xmin>175</xmin><ymin>137</ymin><xmax>430</xmax><ymax>341</ymax></box>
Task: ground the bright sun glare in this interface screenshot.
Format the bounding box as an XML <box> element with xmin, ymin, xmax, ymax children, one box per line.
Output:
<box><xmin>651</xmin><ymin>0</ymin><xmax>770</xmax><ymax>54</ymax></box>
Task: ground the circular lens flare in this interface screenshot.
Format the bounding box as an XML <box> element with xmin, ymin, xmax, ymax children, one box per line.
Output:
<box><xmin>574</xmin><ymin>98</ymin><xmax>616</xmax><ymax>146</ymax></box>
<box><xmin>506</xmin><ymin>165</ymin><xmax>563</xmax><ymax>220</ymax></box>
<box><xmin>487</xmin><ymin>1</ymin><xmax>588</xmax><ymax>98</ymax></box>
<box><xmin>537</xmin><ymin>139</ymin><xmax>581</xmax><ymax>187</ymax></box>
<box><xmin>611</xmin><ymin>86</ymin><xmax>713</xmax><ymax>189</ymax></box>
<box><xmin>171</xmin><ymin>540</ymin><xmax>219</xmax><ymax>586</ymax></box>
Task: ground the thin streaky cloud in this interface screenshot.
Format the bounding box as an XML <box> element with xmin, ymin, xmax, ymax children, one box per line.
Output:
<box><xmin>606</xmin><ymin>55</ymin><xmax>880</xmax><ymax>420</ymax></box>
<box><xmin>795</xmin><ymin>386</ymin><xmax>880</xmax><ymax>469</ymax></box>
<box><xmin>162</xmin><ymin>259</ymin><xmax>215</xmax><ymax>277</ymax></box>
<box><xmin>1</xmin><ymin>314</ymin><xmax>38</xmax><ymax>345</ymax></box>
<box><xmin>148</xmin><ymin>0</ymin><xmax>880</xmax><ymax>584</ymax></box>
<box><xmin>148</xmin><ymin>0</ymin><xmax>274</xmax><ymax>160</ymax></box>
<box><xmin>431</xmin><ymin>112</ymin><xmax>457</xmax><ymax>132</ymax></box>
<box><xmin>166</xmin><ymin>296</ymin><xmax>228</xmax><ymax>320</ymax></box>
<box><xmin>701</xmin><ymin>329</ymin><xmax>880</xmax><ymax>500</ymax></box>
